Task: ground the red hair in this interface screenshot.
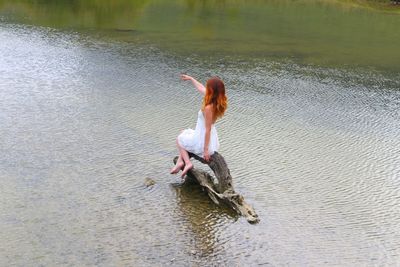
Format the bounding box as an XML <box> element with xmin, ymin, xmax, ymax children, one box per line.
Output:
<box><xmin>202</xmin><ymin>77</ymin><xmax>227</xmax><ymax>121</ymax></box>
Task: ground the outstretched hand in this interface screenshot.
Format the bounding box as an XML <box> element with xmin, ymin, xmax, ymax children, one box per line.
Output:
<box><xmin>204</xmin><ymin>149</ymin><xmax>210</xmax><ymax>162</ymax></box>
<box><xmin>180</xmin><ymin>74</ymin><xmax>206</xmax><ymax>95</ymax></box>
<box><xmin>180</xmin><ymin>74</ymin><xmax>193</xmax><ymax>81</ymax></box>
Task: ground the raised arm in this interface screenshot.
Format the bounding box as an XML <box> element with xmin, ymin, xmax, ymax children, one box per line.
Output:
<box><xmin>180</xmin><ymin>74</ymin><xmax>206</xmax><ymax>95</ymax></box>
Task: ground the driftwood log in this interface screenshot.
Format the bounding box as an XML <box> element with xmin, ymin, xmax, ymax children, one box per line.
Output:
<box><xmin>173</xmin><ymin>152</ymin><xmax>259</xmax><ymax>224</ymax></box>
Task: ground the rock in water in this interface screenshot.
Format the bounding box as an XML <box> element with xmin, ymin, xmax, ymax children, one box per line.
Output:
<box><xmin>144</xmin><ymin>177</ymin><xmax>156</xmax><ymax>187</ymax></box>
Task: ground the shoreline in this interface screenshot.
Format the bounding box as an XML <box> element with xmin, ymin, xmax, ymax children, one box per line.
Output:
<box><xmin>337</xmin><ymin>0</ymin><xmax>400</xmax><ymax>13</ymax></box>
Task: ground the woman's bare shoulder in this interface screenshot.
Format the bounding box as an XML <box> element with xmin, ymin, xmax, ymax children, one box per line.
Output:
<box><xmin>204</xmin><ymin>104</ymin><xmax>213</xmax><ymax>111</ymax></box>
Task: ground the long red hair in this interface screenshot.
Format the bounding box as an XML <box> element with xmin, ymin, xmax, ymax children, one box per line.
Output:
<box><xmin>202</xmin><ymin>77</ymin><xmax>227</xmax><ymax>122</ymax></box>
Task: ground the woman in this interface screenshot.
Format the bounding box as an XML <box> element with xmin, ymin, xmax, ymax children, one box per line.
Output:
<box><xmin>170</xmin><ymin>74</ymin><xmax>228</xmax><ymax>178</ymax></box>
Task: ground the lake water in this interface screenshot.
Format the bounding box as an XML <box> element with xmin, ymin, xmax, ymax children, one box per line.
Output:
<box><xmin>1</xmin><ymin>1</ymin><xmax>400</xmax><ymax>266</ymax></box>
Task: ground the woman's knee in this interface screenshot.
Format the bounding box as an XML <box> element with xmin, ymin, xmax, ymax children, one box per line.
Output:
<box><xmin>176</xmin><ymin>131</ymin><xmax>184</xmax><ymax>144</ymax></box>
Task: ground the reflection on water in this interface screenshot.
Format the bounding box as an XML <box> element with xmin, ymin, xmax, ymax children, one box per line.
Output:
<box><xmin>1</xmin><ymin>5</ymin><xmax>400</xmax><ymax>267</ymax></box>
<box><xmin>1</xmin><ymin>0</ymin><xmax>400</xmax><ymax>71</ymax></box>
<box><xmin>174</xmin><ymin>183</ymin><xmax>238</xmax><ymax>257</ymax></box>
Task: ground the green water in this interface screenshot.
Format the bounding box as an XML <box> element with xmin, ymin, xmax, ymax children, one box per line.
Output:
<box><xmin>1</xmin><ymin>0</ymin><xmax>400</xmax><ymax>72</ymax></box>
<box><xmin>1</xmin><ymin>1</ymin><xmax>400</xmax><ymax>266</ymax></box>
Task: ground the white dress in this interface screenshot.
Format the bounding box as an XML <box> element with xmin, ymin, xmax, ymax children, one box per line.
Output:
<box><xmin>177</xmin><ymin>110</ymin><xmax>220</xmax><ymax>157</ymax></box>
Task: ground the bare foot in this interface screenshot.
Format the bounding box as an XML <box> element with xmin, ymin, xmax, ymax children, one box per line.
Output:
<box><xmin>180</xmin><ymin>162</ymin><xmax>193</xmax><ymax>178</ymax></box>
<box><xmin>170</xmin><ymin>162</ymin><xmax>184</xmax><ymax>174</ymax></box>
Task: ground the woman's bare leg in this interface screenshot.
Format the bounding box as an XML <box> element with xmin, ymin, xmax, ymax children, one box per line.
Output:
<box><xmin>170</xmin><ymin>138</ymin><xmax>185</xmax><ymax>174</ymax></box>
<box><xmin>178</xmin><ymin>145</ymin><xmax>193</xmax><ymax>178</ymax></box>
<box><xmin>170</xmin><ymin>154</ymin><xmax>184</xmax><ymax>174</ymax></box>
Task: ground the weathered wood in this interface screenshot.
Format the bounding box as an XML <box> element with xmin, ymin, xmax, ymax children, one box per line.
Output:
<box><xmin>188</xmin><ymin>152</ymin><xmax>233</xmax><ymax>194</ymax></box>
<box><xmin>173</xmin><ymin>152</ymin><xmax>259</xmax><ymax>224</ymax></box>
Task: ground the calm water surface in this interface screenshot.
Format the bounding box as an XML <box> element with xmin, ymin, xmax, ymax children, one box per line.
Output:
<box><xmin>1</xmin><ymin>1</ymin><xmax>400</xmax><ymax>266</ymax></box>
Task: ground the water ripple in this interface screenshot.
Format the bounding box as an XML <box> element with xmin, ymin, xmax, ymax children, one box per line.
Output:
<box><xmin>1</xmin><ymin>22</ymin><xmax>400</xmax><ymax>266</ymax></box>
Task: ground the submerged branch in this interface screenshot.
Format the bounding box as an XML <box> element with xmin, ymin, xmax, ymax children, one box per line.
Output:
<box><xmin>173</xmin><ymin>152</ymin><xmax>259</xmax><ymax>224</ymax></box>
